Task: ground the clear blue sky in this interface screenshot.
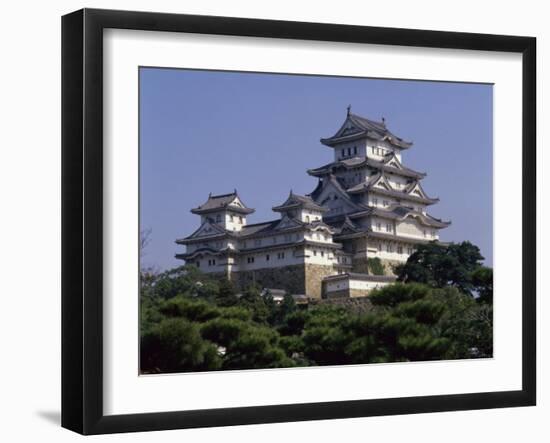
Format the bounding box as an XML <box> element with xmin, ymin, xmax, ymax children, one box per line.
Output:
<box><xmin>140</xmin><ymin>68</ymin><xmax>493</xmax><ymax>270</ymax></box>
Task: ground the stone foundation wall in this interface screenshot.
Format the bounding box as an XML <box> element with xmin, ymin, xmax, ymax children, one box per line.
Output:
<box><xmin>352</xmin><ymin>257</ymin><xmax>369</xmax><ymax>273</ymax></box>
<box><xmin>311</xmin><ymin>296</ymin><xmax>374</xmax><ymax>314</ymax></box>
<box><xmin>235</xmin><ymin>265</ymin><xmax>306</xmax><ymax>296</ymax></box>
<box><xmin>379</xmin><ymin>259</ymin><xmax>402</xmax><ymax>276</ymax></box>
<box><xmin>324</xmin><ymin>289</ymin><xmax>349</xmax><ymax>299</ymax></box>
<box><xmin>305</xmin><ymin>264</ymin><xmax>337</xmax><ymax>299</ymax></box>
<box><xmin>352</xmin><ymin>257</ymin><xmax>402</xmax><ymax>276</ymax></box>
<box><xmin>324</xmin><ymin>287</ymin><xmax>375</xmax><ymax>299</ymax></box>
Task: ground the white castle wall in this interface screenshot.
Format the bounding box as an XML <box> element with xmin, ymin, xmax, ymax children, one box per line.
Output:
<box><xmin>367</xmin><ymin>140</ymin><xmax>403</xmax><ymax>162</ymax></box>
<box><xmin>333</xmin><ymin>140</ymin><xmax>367</xmax><ymax>162</ymax></box>
<box><xmin>325</xmin><ymin>278</ymin><xmax>389</xmax><ymax>293</ymax></box>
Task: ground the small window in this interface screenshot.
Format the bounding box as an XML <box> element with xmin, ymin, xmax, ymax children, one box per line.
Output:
<box><xmin>230</xmin><ymin>215</ymin><xmax>234</xmax><ymax>222</ymax></box>
<box><xmin>321</xmin><ymin>251</ymin><xmax>325</xmax><ymax>257</ymax></box>
<box><xmin>216</xmin><ymin>214</ymin><xmax>221</xmax><ymax>223</ymax></box>
<box><xmin>378</xmin><ymin>243</ymin><xmax>382</xmax><ymax>251</ymax></box>
<box><xmin>372</xmin><ymin>198</ymin><xmax>378</xmax><ymax>206</ymax></box>
<box><xmin>196</xmin><ymin>261</ymin><xmax>200</xmax><ymax>268</ymax></box>
<box><xmin>266</xmin><ymin>254</ymin><xmax>270</xmax><ymax>261</ymax></box>
<box><xmin>239</xmin><ymin>216</ymin><xmax>243</xmax><ymax>223</ymax></box>
<box><xmin>397</xmin><ymin>245</ymin><xmax>403</xmax><ymax>254</ymax></box>
<box><xmin>341</xmin><ymin>149</ymin><xmax>345</xmax><ymax>158</ymax></box>
<box><xmin>254</xmin><ymin>239</ymin><xmax>262</xmax><ymax>246</ymax></box>
<box><xmin>313</xmin><ymin>250</ymin><xmax>317</xmax><ymax>256</ymax></box>
<box><xmin>347</xmin><ymin>147</ymin><xmax>351</xmax><ymax>156</ymax></box>
<box><xmin>353</xmin><ymin>146</ymin><xmax>357</xmax><ymax>155</ymax></box>
<box><xmin>383</xmin><ymin>200</ymin><xmax>389</xmax><ymax>207</ymax></box>
<box><xmin>386</xmin><ymin>224</ymin><xmax>392</xmax><ymax>232</ymax></box>
<box><xmin>423</xmin><ymin>230</ymin><xmax>427</xmax><ymax>238</ymax></box>
<box><xmin>306</xmin><ymin>215</ymin><xmax>310</xmax><ymax>223</ymax></box>
<box><xmin>247</xmin><ymin>257</ymin><xmax>255</xmax><ymax>264</ymax></box>
<box><xmin>376</xmin><ymin>222</ymin><xmax>381</xmax><ymax>230</ymax></box>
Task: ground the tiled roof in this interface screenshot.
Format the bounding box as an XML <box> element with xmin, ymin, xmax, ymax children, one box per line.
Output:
<box><xmin>307</xmin><ymin>157</ymin><xmax>425</xmax><ymax>179</ymax></box>
<box><xmin>320</xmin><ymin>111</ymin><xmax>412</xmax><ymax>149</ymax></box>
<box><xmin>347</xmin><ymin>176</ymin><xmax>440</xmax><ymax>205</ymax></box>
<box><xmin>191</xmin><ymin>191</ymin><xmax>255</xmax><ymax>215</ymax></box>
<box><xmin>369</xmin><ymin>205</ymin><xmax>451</xmax><ymax>228</ymax></box>
<box><xmin>272</xmin><ymin>191</ymin><xmax>327</xmax><ymax>212</ymax></box>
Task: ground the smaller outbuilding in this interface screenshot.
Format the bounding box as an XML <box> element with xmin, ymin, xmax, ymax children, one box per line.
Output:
<box><xmin>322</xmin><ymin>273</ymin><xmax>396</xmax><ymax>299</ymax></box>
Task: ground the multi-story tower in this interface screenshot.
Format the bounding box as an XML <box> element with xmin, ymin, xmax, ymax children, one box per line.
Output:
<box><xmin>307</xmin><ymin>108</ymin><xmax>450</xmax><ymax>273</ymax></box>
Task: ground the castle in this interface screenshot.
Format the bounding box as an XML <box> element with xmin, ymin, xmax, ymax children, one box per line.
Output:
<box><xmin>176</xmin><ymin>108</ymin><xmax>450</xmax><ymax>299</ymax></box>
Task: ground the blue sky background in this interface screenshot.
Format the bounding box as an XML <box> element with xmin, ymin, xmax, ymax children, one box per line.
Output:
<box><xmin>140</xmin><ymin>68</ymin><xmax>493</xmax><ymax>270</ymax></box>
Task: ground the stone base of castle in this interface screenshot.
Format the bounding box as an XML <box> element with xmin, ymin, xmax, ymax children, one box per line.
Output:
<box><xmin>206</xmin><ymin>264</ymin><xmax>336</xmax><ymax>299</ymax></box>
<box><xmin>324</xmin><ymin>288</ymin><xmax>370</xmax><ymax>299</ymax></box>
<box><xmin>352</xmin><ymin>257</ymin><xmax>403</xmax><ymax>276</ymax></box>
<box><xmin>204</xmin><ymin>261</ymin><xmax>399</xmax><ymax>300</ymax></box>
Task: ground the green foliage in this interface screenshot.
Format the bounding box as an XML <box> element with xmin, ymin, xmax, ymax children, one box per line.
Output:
<box><xmin>367</xmin><ymin>257</ymin><xmax>385</xmax><ymax>275</ymax></box>
<box><xmin>369</xmin><ymin>282</ymin><xmax>430</xmax><ymax>308</ymax></box>
<box><xmin>395</xmin><ymin>241</ymin><xmax>485</xmax><ymax>296</ymax></box>
<box><xmin>215</xmin><ymin>279</ymin><xmax>239</xmax><ymax>307</ymax></box>
<box><xmin>472</xmin><ymin>267</ymin><xmax>493</xmax><ymax>304</ymax></box>
<box><xmin>160</xmin><ymin>296</ymin><xmax>220</xmax><ymax>322</ymax></box>
<box><xmin>237</xmin><ymin>284</ymin><xmax>271</xmax><ymax>324</ymax></box>
<box><xmin>140</xmin><ymin>249</ymin><xmax>493</xmax><ymax>373</ymax></box>
<box><xmin>140</xmin><ymin>318</ymin><xmax>222</xmax><ymax>373</ymax></box>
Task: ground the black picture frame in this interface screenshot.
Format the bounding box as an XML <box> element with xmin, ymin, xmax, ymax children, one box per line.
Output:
<box><xmin>61</xmin><ymin>8</ymin><xmax>536</xmax><ymax>435</ymax></box>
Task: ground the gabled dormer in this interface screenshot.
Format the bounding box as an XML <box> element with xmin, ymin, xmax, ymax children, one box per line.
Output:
<box><xmin>272</xmin><ymin>191</ymin><xmax>326</xmax><ymax>223</ymax></box>
<box><xmin>191</xmin><ymin>190</ymin><xmax>255</xmax><ymax>231</ymax></box>
<box><xmin>405</xmin><ymin>181</ymin><xmax>433</xmax><ymax>201</ymax></box>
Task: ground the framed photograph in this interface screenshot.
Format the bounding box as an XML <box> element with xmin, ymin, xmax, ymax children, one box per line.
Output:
<box><xmin>61</xmin><ymin>8</ymin><xmax>536</xmax><ymax>435</ymax></box>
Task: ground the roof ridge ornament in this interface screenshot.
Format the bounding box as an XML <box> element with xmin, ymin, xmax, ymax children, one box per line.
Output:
<box><xmin>347</xmin><ymin>105</ymin><xmax>351</xmax><ymax>116</ymax></box>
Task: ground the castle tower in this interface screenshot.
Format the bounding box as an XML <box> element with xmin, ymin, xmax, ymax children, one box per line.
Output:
<box><xmin>307</xmin><ymin>107</ymin><xmax>450</xmax><ymax>274</ymax></box>
<box><xmin>190</xmin><ymin>190</ymin><xmax>254</xmax><ymax>232</ymax></box>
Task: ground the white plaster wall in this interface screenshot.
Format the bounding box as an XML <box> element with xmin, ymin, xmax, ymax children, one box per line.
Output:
<box><xmin>304</xmin><ymin>247</ymin><xmax>336</xmax><ymax>265</ymax></box>
<box><xmin>325</xmin><ymin>278</ymin><xmax>392</xmax><ymax>293</ymax></box>
<box><xmin>396</xmin><ymin>218</ymin><xmax>438</xmax><ymax>240</ymax></box>
<box><xmin>297</xmin><ymin>208</ymin><xmax>323</xmax><ymax>223</ymax></box>
<box><xmin>366</xmin><ymin>141</ymin><xmax>402</xmax><ymax>161</ymax></box>
<box><xmin>333</xmin><ymin>140</ymin><xmax>367</xmax><ymax>162</ymax></box>
<box><xmin>325</xmin><ymin>279</ymin><xmax>350</xmax><ymax>292</ymax></box>
<box><xmin>238</xmin><ymin>247</ymin><xmax>304</xmax><ymax>270</ymax></box>
<box><xmin>304</xmin><ymin>230</ymin><xmax>333</xmax><ymax>243</ymax></box>
<box><xmin>371</xmin><ymin>217</ymin><xmax>395</xmax><ymax>234</ymax></box>
<box><xmin>369</xmin><ymin>240</ymin><xmax>412</xmax><ymax>262</ymax></box>
<box><xmin>224</xmin><ymin>212</ymin><xmax>247</xmax><ymax>231</ymax></box>
<box><xmin>385</xmin><ymin>173</ymin><xmax>409</xmax><ymax>190</ymax></box>
<box><xmin>367</xmin><ymin>193</ymin><xmax>398</xmax><ymax>208</ymax></box>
